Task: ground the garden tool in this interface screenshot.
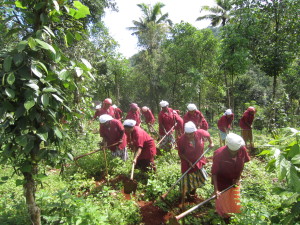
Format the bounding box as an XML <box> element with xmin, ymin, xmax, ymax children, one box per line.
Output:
<box><xmin>103</xmin><ymin>146</ymin><xmax>109</xmax><ymax>185</ymax></box>
<box><xmin>168</xmin><ymin>184</ymin><xmax>236</xmax><ymax>225</ymax></box>
<box><xmin>123</xmin><ymin>161</ymin><xmax>138</xmax><ymax>194</ymax></box>
<box><xmin>161</xmin><ymin>147</ymin><xmax>212</xmax><ymax>200</ymax></box>
<box><xmin>156</xmin><ymin>123</ymin><xmax>177</xmax><ymax>147</ymax></box>
<box><xmin>218</xmin><ymin>132</ymin><xmax>222</xmax><ymax>146</ymax></box>
<box><xmin>73</xmin><ymin>142</ymin><xmax>119</xmax><ymax>161</ymax></box>
<box><xmin>149</xmin><ymin>123</ymin><xmax>159</xmax><ymax>137</ymax></box>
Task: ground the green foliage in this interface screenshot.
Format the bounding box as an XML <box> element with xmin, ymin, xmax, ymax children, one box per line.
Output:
<box><xmin>255</xmin><ymin>128</ymin><xmax>300</xmax><ymax>224</ymax></box>
<box><xmin>0</xmin><ymin>167</ymin><xmax>30</xmax><ymax>225</ymax></box>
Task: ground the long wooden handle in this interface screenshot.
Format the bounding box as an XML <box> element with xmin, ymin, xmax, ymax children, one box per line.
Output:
<box><xmin>74</xmin><ymin>142</ymin><xmax>119</xmax><ymax>161</ymax></box>
<box><xmin>162</xmin><ymin>147</ymin><xmax>211</xmax><ymax>199</ymax></box>
<box><xmin>157</xmin><ymin>124</ymin><xmax>176</xmax><ymax>146</ymax></box>
<box><xmin>130</xmin><ymin>162</ymin><xmax>135</xmax><ymax>180</ymax></box>
<box><xmin>175</xmin><ymin>184</ymin><xmax>236</xmax><ymax>221</ymax></box>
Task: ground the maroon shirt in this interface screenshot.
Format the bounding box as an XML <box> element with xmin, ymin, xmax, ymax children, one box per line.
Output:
<box><xmin>177</xmin><ymin>129</ymin><xmax>210</xmax><ymax>174</ymax></box>
<box><xmin>93</xmin><ymin>106</ymin><xmax>115</xmax><ymax>119</ymax></box>
<box><xmin>158</xmin><ymin>108</ymin><xmax>177</xmax><ymax>136</ymax></box>
<box><xmin>218</xmin><ymin>114</ymin><xmax>234</xmax><ymax>132</ymax></box>
<box><xmin>100</xmin><ymin>119</ymin><xmax>127</xmax><ymax>151</ymax></box>
<box><xmin>200</xmin><ymin>118</ymin><xmax>209</xmax><ymax>130</ymax></box>
<box><xmin>142</xmin><ymin>109</ymin><xmax>155</xmax><ymax>124</ymax></box>
<box><xmin>175</xmin><ymin>114</ymin><xmax>184</xmax><ymax>135</ymax></box>
<box><xmin>126</xmin><ymin>110</ymin><xmax>141</xmax><ymax>126</ymax></box>
<box><xmin>212</xmin><ymin>146</ymin><xmax>250</xmax><ymax>191</ymax></box>
<box><xmin>128</xmin><ymin>126</ymin><xmax>156</xmax><ymax>160</ymax></box>
<box><xmin>183</xmin><ymin>110</ymin><xmax>209</xmax><ymax>130</ymax></box>
<box><xmin>183</xmin><ymin>110</ymin><xmax>203</xmax><ymax>127</ymax></box>
<box><xmin>239</xmin><ymin>111</ymin><xmax>254</xmax><ymax>129</ymax></box>
<box><xmin>114</xmin><ymin>108</ymin><xmax>123</xmax><ymax>121</ymax></box>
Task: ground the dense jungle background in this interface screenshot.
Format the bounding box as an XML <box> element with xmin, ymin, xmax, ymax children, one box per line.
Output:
<box><xmin>0</xmin><ymin>0</ymin><xmax>299</xmax><ymax>224</ymax></box>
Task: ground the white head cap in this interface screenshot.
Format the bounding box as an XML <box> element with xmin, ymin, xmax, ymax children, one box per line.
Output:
<box><xmin>123</xmin><ymin>119</ymin><xmax>136</xmax><ymax>127</ymax></box>
<box><xmin>226</xmin><ymin>133</ymin><xmax>245</xmax><ymax>151</ymax></box>
<box><xmin>99</xmin><ymin>114</ymin><xmax>113</xmax><ymax>124</ymax></box>
<box><xmin>160</xmin><ymin>100</ymin><xmax>169</xmax><ymax>107</ymax></box>
<box><xmin>187</xmin><ymin>104</ymin><xmax>197</xmax><ymax>111</ymax></box>
<box><xmin>95</xmin><ymin>104</ymin><xmax>102</xmax><ymax>109</ymax></box>
<box><xmin>142</xmin><ymin>106</ymin><xmax>148</xmax><ymax>112</ymax></box>
<box><xmin>112</xmin><ymin>104</ymin><xmax>117</xmax><ymax>109</ymax></box>
<box><xmin>224</xmin><ymin>109</ymin><xmax>233</xmax><ymax>115</ymax></box>
<box><xmin>103</xmin><ymin>98</ymin><xmax>112</xmax><ymax>104</ymax></box>
<box><xmin>184</xmin><ymin>121</ymin><xmax>197</xmax><ymax>133</ymax></box>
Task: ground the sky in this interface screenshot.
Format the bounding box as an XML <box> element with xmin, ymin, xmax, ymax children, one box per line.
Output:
<box><xmin>103</xmin><ymin>0</ymin><xmax>216</xmax><ymax>58</ymax></box>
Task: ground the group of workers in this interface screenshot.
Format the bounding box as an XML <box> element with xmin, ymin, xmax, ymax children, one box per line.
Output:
<box><xmin>92</xmin><ymin>98</ymin><xmax>256</xmax><ymax>221</ymax></box>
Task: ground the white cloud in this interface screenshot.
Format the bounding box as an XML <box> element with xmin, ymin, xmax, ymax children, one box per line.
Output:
<box><xmin>103</xmin><ymin>0</ymin><xmax>216</xmax><ymax>57</ymax></box>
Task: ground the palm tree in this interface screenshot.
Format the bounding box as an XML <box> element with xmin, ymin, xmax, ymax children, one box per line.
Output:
<box><xmin>128</xmin><ymin>2</ymin><xmax>172</xmax><ymax>51</ymax></box>
<box><xmin>127</xmin><ymin>3</ymin><xmax>172</xmax><ymax>112</ymax></box>
<box><xmin>197</xmin><ymin>0</ymin><xmax>235</xmax><ymax>109</ymax></box>
<box><xmin>196</xmin><ymin>0</ymin><xmax>233</xmax><ymax>27</ymax></box>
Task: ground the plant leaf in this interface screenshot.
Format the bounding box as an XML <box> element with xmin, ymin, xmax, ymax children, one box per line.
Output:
<box><xmin>43</xmin><ymin>26</ymin><xmax>55</xmax><ymax>37</ymax></box>
<box><xmin>291</xmin><ymin>154</ymin><xmax>300</xmax><ymax>165</ymax></box>
<box><xmin>13</xmin><ymin>53</ymin><xmax>23</xmax><ymax>67</ymax></box>
<box><xmin>31</xmin><ymin>63</ymin><xmax>43</xmax><ymax>78</ymax></box>
<box><xmin>26</xmin><ymin>83</ymin><xmax>39</xmax><ymax>91</ymax></box>
<box><xmin>54</xmin><ymin>127</ymin><xmax>62</xmax><ymax>139</ymax></box>
<box><xmin>41</xmin><ymin>94</ymin><xmax>49</xmax><ymax>107</ymax></box>
<box><xmin>5</xmin><ymin>88</ymin><xmax>15</xmax><ymax>98</ymax></box>
<box><xmin>43</xmin><ymin>87</ymin><xmax>58</xmax><ymax>93</ymax></box>
<box><xmin>24</xmin><ymin>100</ymin><xmax>35</xmax><ymax>110</ymax></box>
<box><xmin>4</xmin><ymin>56</ymin><xmax>12</xmax><ymax>72</ymax></box>
<box><xmin>81</xmin><ymin>58</ymin><xmax>92</xmax><ymax>70</ymax></box>
<box><xmin>15</xmin><ymin>0</ymin><xmax>27</xmax><ymax>9</ymax></box>
<box><xmin>52</xmin><ymin>0</ymin><xmax>59</xmax><ymax>11</ymax></box>
<box><xmin>52</xmin><ymin>94</ymin><xmax>63</xmax><ymax>103</ymax></box>
<box><xmin>37</xmin><ymin>131</ymin><xmax>48</xmax><ymax>142</ymax></box>
<box><xmin>7</xmin><ymin>73</ymin><xmax>15</xmax><ymax>85</ymax></box>
<box><xmin>58</xmin><ymin>69</ymin><xmax>70</xmax><ymax>80</ymax></box>
<box><xmin>15</xmin><ymin>135</ymin><xmax>28</xmax><ymax>147</ymax></box>
<box><xmin>67</xmin><ymin>153</ymin><xmax>74</xmax><ymax>161</ymax></box>
<box><xmin>35</xmin><ymin>39</ymin><xmax>56</xmax><ymax>55</ymax></box>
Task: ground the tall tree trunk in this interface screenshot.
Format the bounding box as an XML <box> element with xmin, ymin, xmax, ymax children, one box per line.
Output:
<box><xmin>115</xmin><ymin>73</ymin><xmax>120</xmax><ymax>105</ymax></box>
<box><xmin>198</xmin><ymin>86</ymin><xmax>201</xmax><ymax>111</ymax></box>
<box><xmin>230</xmin><ymin>73</ymin><xmax>234</xmax><ymax>112</ymax></box>
<box><xmin>272</xmin><ymin>74</ymin><xmax>277</xmax><ymax>126</ymax></box>
<box><xmin>23</xmin><ymin>168</ymin><xmax>41</xmax><ymax>225</ymax></box>
<box><xmin>224</xmin><ymin>72</ymin><xmax>230</xmax><ymax>108</ymax></box>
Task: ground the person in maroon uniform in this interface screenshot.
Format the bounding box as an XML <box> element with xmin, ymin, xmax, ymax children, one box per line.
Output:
<box><xmin>141</xmin><ymin>106</ymin><xmax>156</xmax><ymax>134</ymax></box>
<box><xmin>183</xmin><ymin>103</ymin><xmax>209</xmax><ymax>130</ymax></box>
<box><xmin>99</xmin><ymin>114</ymin><xmax>128</xmax><ymax>161</ymax></box>
<box><xmin>112</xmin><ymin>104</ymin><xmax>123</xmax><ymax>121</ymax></box>
<box><xmin>212</xmin><ymin>133</ymin><xmax>250</xmax><ymax>222</ymax></box>
<box><xmin>174</xmin><ymin>110</ymin><xmax>184</xmax><ymax>140</ymax></box>
<box><xmin>177</xmin><ymin>121</ymin><xmax>214</xmax><ymax>200</ymax></box>
<box><xmin>217</xmin><ymin>109</ymin><xmax>234</xmax><ymax>146</ymax></box>
<box><xmin>158</xmin><ymin>100</ymin><xmax>182</xmax><ymax>151</ymax></box>
<box><xmin>93</xmin><ymin>98</ymin><xmax>115</xmax><ymax>119</ymax></box>
<box><xmin>125</xmin><ymin>103</ymin><xmax>141</xmax><ymax>126</ymax></box>
<box><xmin>239</xmin><ymin>106</ymin><xmax>256</xmax><ymax>149</ymax></box>
<box><xmin>123</xmin><ymin>119</ymin><xmax>157</xmax><ymax>172</ymax></box>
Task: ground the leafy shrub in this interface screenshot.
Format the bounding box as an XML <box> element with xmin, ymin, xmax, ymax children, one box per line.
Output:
<box><xmin>38</xmin><ymin>185</ymin><xmax>141</xmax><ymax>225</ymax></box>
<box><xmin>0</xmin><ymin>167</ymin><xmax>30</xmax><ymax>225</ymax></box>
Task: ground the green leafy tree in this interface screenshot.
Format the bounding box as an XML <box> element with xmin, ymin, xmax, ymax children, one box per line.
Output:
<box><xmin>0</xmin><ymin>1</ymin><xmax>95</xmax><ymax>224</ymax></box>
<box><xmin>163</xmin><ymin>22</ymin><xmax>220</xmax><ymax>113</ymax></box>
<box><xmin>197</xmin><ymin>0</ymin><xmax>243</xmax><ymax>109</ymax></box>
<box><xmin>259</xmin><ymin>128</ymin><xmax>300</xmax><ymax>224</ymax></box>
<box><xmin>233</xmin><ymin>0</ymin><xmax>300</xmax><ymax>125</ymax></box>
<box><xmin>128</xmin><ymin>2</ymin><xmax>172</xmax><ymax>112</ymax></box>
